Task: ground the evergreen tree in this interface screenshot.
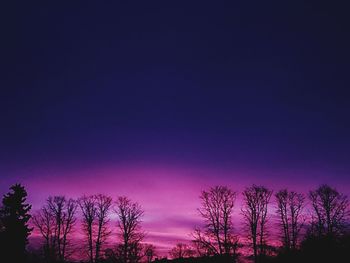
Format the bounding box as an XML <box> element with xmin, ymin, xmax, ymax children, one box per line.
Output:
<box><xmin>0</xmin><ymin>184</ymin><xmax>32</xmax><ymax>263</ymax></box>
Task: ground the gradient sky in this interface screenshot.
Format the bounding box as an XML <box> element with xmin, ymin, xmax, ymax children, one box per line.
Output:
<box><xmin>1</xmin><ymin>0</ymin><xmax>350</xmax><ymax>255</ymax></box>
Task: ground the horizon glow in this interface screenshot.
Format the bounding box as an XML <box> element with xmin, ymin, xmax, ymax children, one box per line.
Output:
<box><xmin>2</xmin><ymin>2</ymin><xmax>350</xmax><ymax>260</ymax></box>
<box><xmin>2</xmin><ymin>163</ymin><xmax>349</xmax><ymax>257</ymax></box>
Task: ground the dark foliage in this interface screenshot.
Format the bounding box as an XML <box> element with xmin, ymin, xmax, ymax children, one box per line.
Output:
<box><xmin>259</xmin><ymin>233</ymin><xmax>350</xmax><ymax>263</ymax></box>
<box><xmin>0</xmin><ymin>184</ymin><xmax>32</xmax><ymax>263</ymax></box>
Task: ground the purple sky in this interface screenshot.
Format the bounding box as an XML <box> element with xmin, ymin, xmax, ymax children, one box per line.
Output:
<box><xmin>1</xmin><ymin>0</ymin><xmax>350</xmax><ymax>257</ymax></box>
<box><xmin>2</xmin><ymin>162</ymin><xmax>349</xmax><ymax>255</ymax></box>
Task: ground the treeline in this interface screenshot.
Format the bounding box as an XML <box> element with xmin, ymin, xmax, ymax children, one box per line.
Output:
<box><xmin>0</xmin><ymin>183</ymin><xmax>349</xmax><ymax>263</ymax></box>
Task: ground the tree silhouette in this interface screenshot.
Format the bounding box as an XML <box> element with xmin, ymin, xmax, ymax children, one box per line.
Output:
<box><xmin>242</xmin><ymin>185</ymin><xmax>272</xmax><ymax>263</ymax></box>
<box><xmin>95</xmin><ymin>194</ymin><xmax>112</xmax><ymax>262</ymax></box>
<box><xmin>32</xmin><ymin>196</ymin><xmax>77</xmax><ymax>262</ymax></box>
<box><xmin>0</xmin><ymin>184</ymin><xmax>32</xmax><ymax>263</ymax></box>
<box><xmin>32</xmin><ymin>205</ymin><xmax>56</xmax><ymax>262</ymax></box>
<box><xmin>144</xmin><ymin>244</ymin><xmax>157</xmax><ymax>263</ymax></box>
<box><xmin>78</xmin><ymin>194</ymin><xmax>112</xmax><ymax>263</ymax></box>
<box><xmin>193</xmin><ymin>186</ymin><xmax>238</xmax><ymax>259</ymax></box>
<box><xmin>79</xmin><ymin>195</ymin><xmax>97</xmax><ymax>263</ymax></box>
<box><xmin>275</xmin><ymin>189</ymin><xmax>305</xmax><ymax>250</ymax></box>
<box><xmin>115</xmin><ymin>196</ymin><xmax>144</xmax><ymax>263</ymax></box>
<box><xmin>309</xmin><ymin>184</ymin><xmax>349</xmax><ymax>237</ymax></box>
<box><xmin>169</xmin><ymin>243</ymin><xmax>194</xmax><ymax>259</ymax></box>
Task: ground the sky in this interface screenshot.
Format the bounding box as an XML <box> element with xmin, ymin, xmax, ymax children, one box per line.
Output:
<box><xmin>1</xmin><ymin>0</ymin><xmax>350</xmax><ymax>256</ymax></box>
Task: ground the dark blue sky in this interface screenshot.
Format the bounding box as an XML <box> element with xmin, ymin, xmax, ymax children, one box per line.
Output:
<box><xmin>1</xmin><ymin>1</ymin><xmax>350</xmax><ymax>185</ymax></box>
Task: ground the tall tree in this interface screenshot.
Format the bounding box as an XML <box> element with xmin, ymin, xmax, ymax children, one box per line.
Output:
<box><xmin>0</xmin><ymin>184</ymin><xmax>32</xmax><ymax>263</ymax></box>
<box><xmin>309</xmin><ymin>184</ymin><xmax>349</xmax><ymax>237</ymax></box>
<box><xmin>193</xmin><ymin>186</ymin><xmax>238</xmax><ymax>258</ymax></box>
<box><xmin>242</xmin><ymin>185</ymin><xmax>272</xmax><ymax>263</ymax></box>
<box><xmin>115</xmin><ymin>196</ymin><xmax>144</xmax><ymax>263</ymax></box>
<box><xmin>32</xmin><ymin>206</ymin><xmax>56</xmax><ymax>261</ymax></box>
<box><xmin>33</xmin><ymin>196</ymin><xmax>77</xmax><ymax>262</ymax></box>
<box><xmin>275</xmin><ymin>189</ymin><xmax>304</xmax><ymax>250</ymax></box>
<box><xmin>78</xmin><ymin>194</ymin><xmax>112</xmax><ymax>263</ymax></box>
<box><xmin>79</xmin><ymin>195</ymin><xmax>97</xmax><ymax>263</ymax></box>
<box><xmin>94</xmin><ymin>194</ymin><xmax>112</xmax><ymax>263</ymax></box>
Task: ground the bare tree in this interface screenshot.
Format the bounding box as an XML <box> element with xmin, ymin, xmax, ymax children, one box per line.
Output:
<box><xmin>169</xmin><ymin>243</ymin><xmax>194</xmax><ymax>259</ymax></box>
<box><xmin>309</xmin><ymin>184</ymin><xmax>349</xmax><ymax>237</ymax></box>
<box><xmin>79</xmin><ymin>195</ymin><xmax>97</xmax><ymax>263</ymax></box>
<box><xmin>143</xmin><ymin>244</ymin><xmax>157</xmax><ymax>263</ymax></box>
<box><xmin>33</xmin><ymin>196</ymin><xmax>77</xmax><ymax>262</ymax></box>
<box><xmin>275</xmin><ymin>190</ymin><xmax>289</xmax><ymax>250</ymax></box>
<box><xmin>78</xmin><ymin>194</ymin><xmax>112</xmax><ymax>263</ymax></box>
<box><xmin>275</xmin><ymin>189</ymin><xmax>304</xmax><ymax>250</ymax></box>
<box><xmin>289</xmin><ymin>191</ymin><xmax>305</xmax><ymax>249</ymax></box>
<box><xmin>115</xmin><ymin>196</ymin><xmax>144</xmax><ymax>263</ymax></box>
<box><xmin>242</xmin><ymin>185</ymin><xmax>272</xmax><ymax>263</ymax></box>
<box><xmin>61</xmin><ymin>198</ymin><xmax>77</xmax><ymax>260</ymax></box>
<box><xmin>32</xmin><ymin>206</ymin><xmax>56</xmax><ymax>261</ymax></box>
<box><xmin>193</xmin><ymin>186</ymin><xmax>238</xmax><ymax>258</ymax></box>
<box><xmin>95</xmin><ymin>194</ymin><xmax>112</xmax><ymax>262</ymax></box>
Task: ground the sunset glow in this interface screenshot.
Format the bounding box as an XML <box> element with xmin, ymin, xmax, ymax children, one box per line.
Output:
<box><xmin>1</xmin><ymin>2</ymin><xmax>349</xmax><ymax>263</ymax></box>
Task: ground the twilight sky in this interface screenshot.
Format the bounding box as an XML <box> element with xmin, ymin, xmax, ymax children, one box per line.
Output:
<box><xmin>1</xmin><ymin>0</ymin><xmax>350</xmax><ymax>253</ymax></box>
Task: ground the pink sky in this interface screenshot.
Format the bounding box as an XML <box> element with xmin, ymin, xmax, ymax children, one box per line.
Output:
<box><xmin>2</xmin><ymin>162</ymin><xmax>350</xmax><ymax>258</ymax></box>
